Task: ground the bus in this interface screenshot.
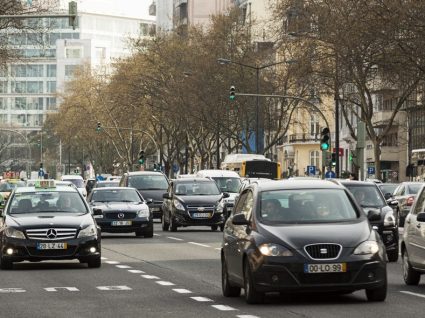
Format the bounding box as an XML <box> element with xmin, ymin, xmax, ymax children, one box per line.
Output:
<box><xmin>221</xmin><ymin>154</ymin><xmax>282</xmax><ymax>180</ymax></box>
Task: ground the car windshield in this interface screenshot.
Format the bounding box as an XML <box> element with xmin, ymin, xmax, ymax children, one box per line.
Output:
<box><xmin>63</xmin><ymin>179</ymin><xmax>84</xmax><ymax>188</ymax></box>
<box><xmin>212</xmin><ymin>177</ymin><xmax>241</xmax><ymax>193</ymax></box>
<box><xmin>96</xmin><ymin>181</ymin><xmax>119</xmax><ymax>188</ymax></box>
<box><xmin>0</xmin><ymin>183</ymin><xmax>13</xmax><ymax>191</ymax></box>
<box><xmin>90</xmin><ymin>189</ymin><xmax>141</xmax><ymax>203</ymax></box>
<box><xmin>128</xmin><ymin>175</ymin><xmax>168</xmax><ymax>190</ymax></box>
<box><xmin>379</xmin><ymin>184</ymin><xmax>398</xmax><ymax>195</ymax></box>
<box><xmin>407</xmin><ymin>184</ymin><xmax>422</xmax><ymax>194</ymax></box>
<box><xmin>260</xmin><ymin>189</ymin><xmax>358</xmax><ymax>224</ymax></box>
<box><xmin>8</xmin><ymin>191</ymin><xmax>88</xmax><ymax>214</ymax></box>
<box><xmin>344</xmin><ymin>185</ymin><xmax>386</xmax><ymax>208</ymax></box>
<box><xmin>174</xmin><ymin>182</ymin><xmax>221</xmax><ymax>195</ymax></box>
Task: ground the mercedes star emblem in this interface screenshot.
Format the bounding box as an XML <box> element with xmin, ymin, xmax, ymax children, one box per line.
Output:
<box><xmin>118</xmin><ymin>213</ymin><xmax>125</xmax><ymax>219</ymax></box>
<box><xmin>46</xmin><ymin>229</ymin><xmax>57</xmax><ymax>239</ymax></box>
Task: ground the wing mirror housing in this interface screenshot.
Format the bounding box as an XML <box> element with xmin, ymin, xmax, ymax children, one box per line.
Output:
<box><xmin>222</xmin><ymin>192</ymin><xmax>230</xmax><ymax>198</ymax></box>
<box><xmin>232</xmin><ymin>213</ymin><xmax>250</xmax><ymax>225</ymax></box>
<box><xmin>417</xmin><ymin>212</ymin><xmax>425</xmax><ymax>223</ymax></box>
<box><xmin>92</xmin><ymin>208</ymin><xmax>103</xmax><ymax>216</ymax></box>
<box><xmin>367</xmin><ymin>209</ymin><xmax>381</xmax><ymax>222</ymax></box>
<box><xmin>384</xmin><ymin>193</ymin><xmax>392</xmax><ymax>200</ymax></box>
<box><xmin>145</xmin><ymin>198</ymin><xmax>153</xmax><ymax>205</ymax></box>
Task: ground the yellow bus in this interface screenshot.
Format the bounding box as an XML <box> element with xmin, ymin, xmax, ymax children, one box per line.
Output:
<box><xmin>221</xmin><ymin>154</ymin><xmax>282</xmax><ymax>180</ymax></box>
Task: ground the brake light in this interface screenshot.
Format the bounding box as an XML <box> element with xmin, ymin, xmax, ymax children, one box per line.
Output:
<box><xmin>406</xmin><ymin>196</ymin><xmax>415</xmax><ymax>206</ymax></box>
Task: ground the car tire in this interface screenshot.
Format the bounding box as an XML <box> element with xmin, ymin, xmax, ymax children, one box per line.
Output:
<box><xmin>211</xmin><ymin>225</ymin><xmax>218</xmax><ymax>231</ymax></box>
<box><xmin>387</xmin><ymin>248</ymin><xmax>399</xmax><ymax>262</ymax></box>
<box><xmin>0</xmin><ymin>256</ymin><xmax>13</xmax><ymax>270</ymax></box>
<box><xmin>219</xmin><ymin>224</ymin><xmax>224</xmax><ymax>232</ymax></box>
<box><xmin>403</xmin><ymin>249</ymin><xmax>421</xmax><ymax>285</ymax></box>
<box><xmin>243</xmin><ymin>260</ymin><xmax>264</xmax><ymax>304</ymax></box>
<box><xmin>144</xmin><ymin>223</ymin><xmax>154</xmax><ymax>238</ymax></box>
<box><xmin>87</xmin><ymin>255</ymin><xmax>101</xmax><ymax>268</ymax></box>
<box><xmin>162</xmin><ymin>213</ymin><xmax>170</xmax><ymax>231</ymax></box>
<box><xmin>398</xmin><ymin>211</ymin><xmax>405</xmax><ymax>227</ymax></box>
<box><xmin>170</xmin><ymin>216</ymin><xmax>178</xmax><ymax>232</ymax></box>
<box><xmin>222</xmin><ymin>257</ymin><xmax>241</xmax><ymax>297</ymax></box>
<box><xmin>365</xmin><ymin>277</ymin><xmax>387</xmax><ymax>302</ymax></box>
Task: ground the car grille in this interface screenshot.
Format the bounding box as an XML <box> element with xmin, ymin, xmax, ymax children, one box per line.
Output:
<box><xmin>304</xmin><ymin>243</ymin><xmax>342</xmax><ymax>260</ymax></box>
<box><xmin>26</xmin><ymin>228</ymin><xmax>77</xmax><ymax>241</ymax></box>
<box><xmin>187</xmin><ymin>205</ymin><xmax>215</xmax><ymax>219</ymax></box>
<box><xmin>105</xmin><ymin>212</ymin><xmax>137</xmax><ymax>219</ymax></box>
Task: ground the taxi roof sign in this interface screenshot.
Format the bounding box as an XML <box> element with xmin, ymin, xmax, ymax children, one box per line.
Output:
<box><xmin>35</xmin><ymin>180</ymin><xmax>56</xmax><ymax>189</ymax></box>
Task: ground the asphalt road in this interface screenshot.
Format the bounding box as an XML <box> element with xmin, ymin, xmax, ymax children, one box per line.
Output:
<box><xmin>1</xmin><ymin>224</ymin><xmax>425</xmax><ymax>318</ymax></box>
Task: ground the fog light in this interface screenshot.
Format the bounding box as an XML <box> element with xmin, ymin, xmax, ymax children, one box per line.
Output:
<box><xmin>367</xmin><ymin>272</ymin><xmax>375</xmax><ymax>280</ymax></box>
<box><xmin>271</xmin><ymin>275</ymin><xmax>279</xmax><ymax>283</ymax></box>
<box><xmin>386</xmin><ymin>234</ymin><xmax>394</xmax><ymax>243</ymax></box>
<box><xmin>6</xmin><ymin>248</ymin><xmax>14</xmax><ymax>255</ymax></box>
<box><xmin>89</xmin><ymin>247</ymin><xmax>97</xmax><ymax>253</ymax></box>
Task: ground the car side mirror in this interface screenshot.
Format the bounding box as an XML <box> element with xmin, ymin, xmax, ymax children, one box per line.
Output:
<box><xmin>417</xmin><ymin>212</ymin><xmax>425</xmax><ymax>222</ymax></box>
<box><xmin>163</xmin><ymin>193</ymin><xmax>170</xmax><ymax>199</ymax></box>
<box><xmin>145</xmin><ymin>199</ymin><xmax>153</xmax><ymax>205</ymax></box>
<box><xmin>232</xmin><ymin>213</ymin><xmax>250</xmax><ymax>225</ymax></box>
<box><xmin>92</xmin><ymin>208</ymin><xmax>103</xmax><ymax>216</ymax></box>
<box><xmin>367</xmin><ymin>209</ymin><xmax>381</xmax><ymax>222</ymax></box>
<box><xmin>388</xmin><ymin>200</ymin><xmax>398</xmax><ymax>207</ymax></box>
<box><xmin>222</xmin><ymin>192</ymin><xmax>230</xmax><ymax>199</ymax></box>
<box><xmin>384</xmin><ymin>193</ymin><xmax>392</xmax><ymax>200</ymax></box>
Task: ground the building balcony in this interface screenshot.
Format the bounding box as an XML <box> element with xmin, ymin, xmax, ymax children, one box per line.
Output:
<box><xmin>289</xmin><ymin>133</ymin><xmax>320</xmax><ymax>143</ymax></box>
<box><xmin>175</xmin><ymin>0</ymin><xmax>187</xmax><ymax>7</ymax></box>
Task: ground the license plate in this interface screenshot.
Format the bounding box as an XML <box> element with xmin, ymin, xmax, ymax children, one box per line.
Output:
<box><xmin>36</xmin><ymin>242</ymin><xmax>67</xmax><ymax>250</ymax></box>
<box><xmin>111</xmin><ymin>221</ymin><xmax>132</xmax><ymax>226</ymax></box>
<box><xmin>304</xmin><ymin>263</ymin><xmax>346</xmax><ymax>273</ymax></box>
<box><xmin>192</xmin><ymin>212</ymin><xmax>211</xmax><ymax>218</ymax></box>
<box><xmin>151</xmin><ymin>207</ymin><xmax>160</xmax><ymax>212</ymax></box>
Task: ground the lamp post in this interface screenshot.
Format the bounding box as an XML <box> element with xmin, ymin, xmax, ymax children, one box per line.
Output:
<box><xmin>218</xmin><ymin>57</ymin><xmax>289</xmax><ymax>154</ymax></box>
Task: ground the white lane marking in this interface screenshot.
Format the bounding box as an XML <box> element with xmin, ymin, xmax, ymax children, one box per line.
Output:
<box><xmin>212</xmin><ymin>305</ymin><xmax>237</xmax><ymax>311</ymax></box>
<box><xmin>400</xmin><ymin>291</ymin><xmax>425</xmax><ymax>299</ymax></box>
<box><xmin>105</xmin><ymin>261</ymin><xmax>120</xmax><ymax>265</ymax></box>
<box><xmin>173</xmin><ymin>289</ymin><xmax>192</xmax><ymax>294</ymax></box>
<box><xmin>190</xmin><ymin>296</ymin><xmax>213</xmax><ymax>302</ymax></box>
<box><xmin>101</xmin><ymin>257</ymin><xmax>108</xmax><ymax>260</ymax></box>
<box><xmin>97</xmin><ymin>286</ymin><xmax>132</xmax><ymax>291</ymax></box>
<box><xmin>45</xmin><ymin>287</ymin><xmax>79</xmax><ymax>292</ymax></box>
<box><xmin>116</xmin><ymin>265</ymin><xmax>132</xmax><ymax>269</ymax></box>
<box><xmin>141</xmin><ymin>275</ymin><xmax>160</xmax><ymax>279</ymax></box>
<box><xmin>237</xmin><ymin>315</ymin><xmax>260</xmax><ymax>318</ymax></box>
<box><xmin>153</xmin><ymin>234</ymin><xmax>161</xmax><ymax>236</ymax></box>
<box><xmin>167</xmin><ymin>236</ymin><xmax>183</xmax><ymax>241</ymax></box>
<box><xmin>128</xmin><ymin>270</ymin><xmax>145</xmax><ymax>274</ymax></box>
<box><xmin>156</xmin><ymin>281</ymin><xmax>175</xmax><ymax>286</ymax></box>
<box><xmin>0</xmin><ymin>288</ymin><xmax>26</xmax><ymax>293</ymax></box>
<box><xmin>188</xmin><ymin>242</ymin><xmax>211</xmax><ymax>248</ymax></box>
<box><xmin>215</xmin><ymin>248</ymin><xmax>221</xmax><ymax>251</ymax></box>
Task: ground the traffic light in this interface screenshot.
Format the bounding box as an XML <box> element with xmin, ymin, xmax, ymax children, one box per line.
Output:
<box><xmin>69</xmin><ymin>1</ymin><xmax>78</xmax><ymax>30</ymax></box>
<box><xmin>138</xmin><ymin>150</ymin><xmax>145</xmax><ymax>164</ymax></box>
<box><xmin>96</xmin><ymin>122</ymin><xmax>101</xmax><ymax>133</ymax></box>
<box><xmin>229</xmin><ymin>85</ymin><xmax>236</xmax><ymax>100</ymax></box>
<box><xmin>320</xmin><ymin>127</ymin><xmax>330</xmax><ymax>151</ymax></box>
<box><xmin>331</xmin><ymin>152</ymin><xmax>336</xmax><ymax>166</ymax></box>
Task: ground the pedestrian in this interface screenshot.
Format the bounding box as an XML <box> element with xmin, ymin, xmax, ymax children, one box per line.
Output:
<box><xmin>349</xmin><ymin>172</ymin><xmax>358</xmax><ymax>180</ymax></box>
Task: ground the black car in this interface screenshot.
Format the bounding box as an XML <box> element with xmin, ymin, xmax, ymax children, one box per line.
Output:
<box><xmin>0</xmin><ymin>180</ymin><xmax>101</xmax><ymax>269</ymax></box>
<box><xmin>222</xmin><ymin>179</ymin><xmax>387</xmax><ymax>304</ymax></box>
<box><xmin>87</xmin><ymin>187</ymin><xmax>153</xmax><ymax>238</ymax></box>
<box><xmin>119</xmin><ymin>171</ymin><xmax>169</xmax><ymax>220</ymax></box>
<box><xmin>332</xmin><ymin>180</ymin><xmax>399</xmax><ymax>262</ymax></box>
<box><xmin>162</xmin><ymin>178</ymin><xmax>228</xmax><ymax>231</ymax></box>
<box><xmin>401</xmin><ymin>183</ymin><xmax>425</xmax><ymax>285</ymax></box>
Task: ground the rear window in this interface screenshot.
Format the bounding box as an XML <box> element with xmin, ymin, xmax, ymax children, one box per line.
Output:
<box><xmin>259</xmin><ymin>189</ymin><xmax>358</xmax><ymax>224</ymax></box>
<box><xmin>90</xmin><ymin>189</ymin><xmax>142</xmax><ymax>203</ymax></box>
<box><xmin>128</xmin><ymin>175</ymin><xmax>168</xmax><ymax>190</ymax></box>
<box><xmin>63</xmin><ymin>179</ymin><xmax>84</xmax><ymax>188</ymax></box>
<box><xmin>407</xmin><ymin>184</ymin><xmax>423</xmax><ymax>195</ymax></box>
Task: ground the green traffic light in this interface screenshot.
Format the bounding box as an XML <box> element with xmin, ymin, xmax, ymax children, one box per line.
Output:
<box><xmin>320</xmin><ymin>143</ymin><xmax>329</xmax><ymax>151</ymax></box>
<box><xmin>229</xmin><ymin>95</ymin><xmax>235</xmax><ymax>100</ymax></box>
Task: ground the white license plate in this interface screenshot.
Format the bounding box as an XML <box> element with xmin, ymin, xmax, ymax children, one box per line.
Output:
<box><xmin>304</xmin><ymin>263</ymin><xmax>346</xmax><ymax>273</ymax></box>
<box><xmin>192</xmin><ymin>212</ymin><xmax>211</xmax><ymax>218</ymax></box>
<box><xmin>36</xmin><ymin>242</ymin><xmax>67</xmax><ymax>250</ymax></box>
<box><xmin>111</xmin><ymin>221</ymin><xmax>132</xmax><ymax>226</ymax></box>
<box><xmin>151</xmin><ymin>207</ymin><xmax>160</xmax><ymax>212</ymax></box>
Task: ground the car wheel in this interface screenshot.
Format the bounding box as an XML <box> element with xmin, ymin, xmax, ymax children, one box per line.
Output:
<box><xmin>162</xmin><ymin>214</ymin><xmax>169</xmax><ymax>231</ymax></box>
<box><xmin>87</xmin><ymin>255</ymin><xmax>101</xmax><ymax>268</ymax></box>
<box><xmin>243</xmin><ymin>260</ymin><xmax>264</xmax><ymax>304</ymax></box>
<box><xmin>0</xmin><ymin>256</ymin><xmax>13</xmax><ymax>270</ymax></box>
<box><xmin>211</xmin><ymin>225</ymin><xmax>218</xmax><ymax>231</ymax></box>
<box><xmin>387</xmin><ymin>248</ymin><xmax>399</xmax><ymax>262</ymax></box>
<box><xmin>219</xmin><ymin>224</ymin><xmax>224</xmax><ymax>232</ymax></box>
<box><xmin>144</xmin><ymin>223</ymin><xmax>154</xmax><ymax>238</ymax></box>
<box><xmin>398</xmin><ymin>211</ymin><xmax>405</xmax><ymax>227</ymax></box>
<box><xmin>365</xmin><ymin>276</ymin><xmax>387</xmax><ymax>302</ymax></box>
<box><xmin>170</xmin><ymin>216</ymin><xmax>178</xmax><ymax>232</ymax></box>
<box><xmin>403</xmin><ymin>249</ymin><xmax>421</xmax><ymax>285</ymax></box>
<box><xmin>222</xmin><ymin>257</ymin><xmax>241</xmax><ymax>297</ymax></box>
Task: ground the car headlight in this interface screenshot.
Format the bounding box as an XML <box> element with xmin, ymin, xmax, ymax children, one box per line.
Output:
<box><xmin>258</xmin><ymin>243</ymin><xmax>293</xmax><ymax>257</ymax></box>
<box><xmin>174</xmin><ymin>199</ymin><xmax>185</xmax><ymax>211</ymax></box>
<box><xmin>77</xmin><ymin>225</ymin><xmax>97</xmax><ymax>238</ymax></box>
<box><xmin>5</xmin><ymin>227</ymin><xmax>25</xmax><ymax>239</ymax></box>
<box><xmin>138</xmin><ymin>208</ymin><xmax>150</xmax><ymax>218</ymax></box>
<box><xmin>384</xmin><ymin>211</ymin><xmax>396</xmax><ymax>227</ymax></box>
<box><xmin>353</xmin><ymin>241</ymin><xmax>379</xmax><ymax>255</ymax></box>
<box><xmin>216</xmin><ymin>201</ymin><xmax>225</xmax><ymax>213</ymax></box>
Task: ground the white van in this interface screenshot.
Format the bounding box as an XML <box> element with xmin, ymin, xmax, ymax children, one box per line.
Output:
<box><xmin>195</xmin><ymin>170</ymin><xmax>241</xmax><ymax>216</ymax></box>
<box><xmin>60</xmin><ymin>175</ymin><xmax>87</xmax><ymax>197</ymax></box>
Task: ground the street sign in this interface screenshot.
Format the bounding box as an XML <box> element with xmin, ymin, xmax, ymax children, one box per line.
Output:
<box><xmin>367</xmin><ymin>167</ymin><xmax>375</xmax><ymax>175</ymax></box>
<box><xmin>332</xmin><ymin>148</ymin><xmax>344</xmax><ymax>156</ymax></box>
<box><xmin>325</xmin><ymin>170</ymin><xmax>336</xmax><ymax>178</ymax></box>
<box><xmin>307</xmin><ymin>165</ymin><xmax>316</xmax><ymax>176</ymax></box>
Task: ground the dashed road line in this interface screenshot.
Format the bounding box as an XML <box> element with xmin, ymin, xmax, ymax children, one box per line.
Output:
<box><xmin>101</xmin><ymin>257</ymin><xmax>108</xmax><ymax>260</ymax></box>
<box><xmin>141</xmin><ymin>275</ymin><xmax>160</xmax><ymax>279</ymax></box>
<box><xmin>188</xmin><ymin>242</ymin><xmax>211</xmax><ymax>248</ymax></box>
<box><xmin>237</xmin><ymin>315</ymin><xmax>260</xmax><ymax>318</ymax></box>
<box><xmin>156</xmin><ymin>281</ymin><xmax>175</xmax><ymax>286</ymax></box>
<box><xmin>105</xmin><ymin>261</ymin><xmax>120</xmax><ymax>265</ymax></box>
<box><xmin>0</xmin><ymin>288</ymin><xmax>26</xmax><ymax>293</ymax></box>
<box><xmin>211</xmin><ymin>305</ymin><xmax>237</xmax><ymax>311</ymax></box>
<box><xmin>173</xmin><ymin>288</ymin><xmax>192</xmax><ymax>294</ymax></box>
<box><xmin>167</xmin><ymin>236</ymin><xmax>184</xmax><ymax>241</ymax></box>
<box><xmin>128</xmin><ymin>269</ymin><xmax>145</xmax><ymax>274</ymax></box>
<box><xmin>44</xmin><ymin>287</ymin><xmax>79</xmax><ymax>292</ymax></box>
<box><xmin>116</xmin><ymin>265</ymin><xmax>132</xmax><ymax>269</ymax></box>
<box><xmin>400</xmin><ymin>291</ymin><xmax>425</xmax><ymax>299</ymax></box>
<box><xmin>190</xmin><ymin>296</ymin><xmax>213</xmax><ymax>302</ymax></box>
<box><xmin>97</xmin><ymin>286</ymin><xmax>132</xmax><ymax>291</ymax></box>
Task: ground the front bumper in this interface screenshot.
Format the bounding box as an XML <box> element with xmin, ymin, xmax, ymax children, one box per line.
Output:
<box><xmin>1</xmin><ymin>236</ymin><xmax>101</xmax><ymax>263</ymax></box>
<box><xmin>173</xmin><ymin>210</ymin><xmax>224</xmax><ymax>226</ymax></box>
<box><xmin>149</xmin><ymin>204</ymin><xmax>163</xmax><ymax>219</ymax></box>
<box><xmin>96</xmin><ymin>217</ymin><xmax>152</xmax><ymax>233</ymax></box>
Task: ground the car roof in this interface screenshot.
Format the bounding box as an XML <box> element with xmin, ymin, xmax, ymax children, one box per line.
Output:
<box><xmin>254</xmin><ymin>179</ymin><xmax>344</xmax><ymax>191</ymax></box>
<box><xmin>15</xmin><ymin>185</ymin><xmax>79</xmax><ymax>193</ymax></box>
<box><xmin>126</xmin><ymin>171</ymin><xmax>165</xmax><ymax>176</ymax></box>
<box><xmin>196</xmin><ymin>170</ymin><xmax>240</xmax><ymax>178</ymax></box>
<box><xmin>331</xmin><ymin>180</ymin><xmax>377</xmax><ymax>187</ymax></box>
<box><xmin>91</xmin><ymin>187</ymin><xmax>134</xmax><ymax>190</ymax></box>
<box><xmin>173</xmin><ymin>178</ymin><xmax>216</xmax><ymax>183</ymax></box>
<box><xmin>61</xmin><ymin>175</ymin><xmax>83</xmax><ymax>179</ymax></box>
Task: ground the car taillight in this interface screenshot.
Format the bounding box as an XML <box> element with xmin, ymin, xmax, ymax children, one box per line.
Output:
<box><xmin>406</xmin><ymin>196</ymin><xmax>415</xmax><ymax>206</ymax></box>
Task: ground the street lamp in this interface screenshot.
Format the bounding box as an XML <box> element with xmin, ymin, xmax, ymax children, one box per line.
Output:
<box><xmin>217</xmin><ymin>57</ymin><xmax>290</xmax><ymax>154</ymax></box>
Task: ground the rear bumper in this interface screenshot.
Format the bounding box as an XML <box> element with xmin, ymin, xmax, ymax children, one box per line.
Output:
<box><xmin>96</xmin><ymin>219</ymin><xmax>152</xmax><ymax>233</ymax></box>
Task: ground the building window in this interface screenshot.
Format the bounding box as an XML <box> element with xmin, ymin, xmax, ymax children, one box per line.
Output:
<box><xmin>47</xmin><ymin>81</ymin><xmax>56</xmax><ymax>93</ymax></box>
<box><xmin>0</xmin><ymin>81</ymin><xmax>7</xmax><ymax>93</ymax></box>
<box><xmin>13</xmin><ymin>97</ymin><xmax>26</xmax><ymax>110</ymax></box>
<box><xmin>66</xmin><ymin>47</ymin><xmax>82</xmax><ymax>59</ymax></box>
<box><xmin>46</xmin><ymin>97</ymin><xmax>57</xmax><ymax>110</ymax></box>
<box><xmin>46</xmin><ymin>65</ymin><xmax>56</xmax><ymax>77</ymax></box>
<box><xmin>309</xmin><ymin>114</ymin><xmax>319</xmax><ymax>136</ymax></box>
<box><xmin>310</xmin><ymin>150</ymin><xmax>320</xmax><ymax>167</ymax></box>
<box><xmin>27</xmin><ymin>81</ymin><xmax>43</xmax><ymax>93</ymax></box>
<box><xmin>65</xmin><ymin>65</ymin><xmax>78</xmax><ymax>77</ymax></box>
<box><xmin>0</xmin><ymin>98</ymin><xmax>7</xmax><ymax>110</ymax></box>
<box><xmin>27</xmin><ymin>97</ymin><xmax>43</xmax><ymax>110</ymax></box>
